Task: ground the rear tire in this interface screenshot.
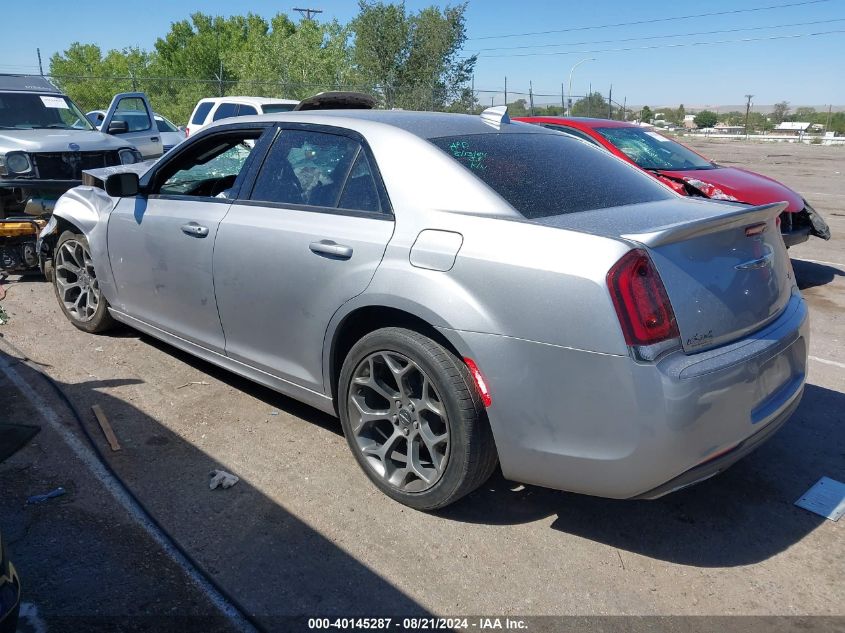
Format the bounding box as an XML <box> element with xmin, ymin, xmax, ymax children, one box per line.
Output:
<box><xmin>52</xmin><ymin>230</ymin><xmax>114</xmax><ymax>333</ymax></box>
<box><xmin>339</xmin><ymin>327</ymin><xmax>498</xmax><ymax>510</ymax></box>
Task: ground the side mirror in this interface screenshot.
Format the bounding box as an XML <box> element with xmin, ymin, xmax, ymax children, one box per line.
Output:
<box><xmin>178</xmin><ymin>126</ymin><xmax>187</xmax><ymax>133</ymax></box>
<box><xmin>108</xmin><ymin>120</ymin><xmax>129</xmax><ymax>134</ymax></box>
<box><xmin>105</xmin><ymin>172</ymin><xmax>139</xmax><ymax>197</ymax></box>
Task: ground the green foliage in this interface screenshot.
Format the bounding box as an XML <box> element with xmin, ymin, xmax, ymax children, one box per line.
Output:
<box><xmin>639</xmin><ymin>105</ymin><xmax>653</xmax><ymax>123</ymax></box>
<box><xmin>352</xmin><ymin>1</ymin><xmax>475</xmax><ymax>109</ymax></box>
<box><xmin>771</xmin><ymin>101</ymin><xmax>790</xmax><ymax>124</ymax></box>
<box><xmin>49</xmin><ymin>4</ymin><xmax>475</xmax><ymax>124</ymax></box>
<box><xmin>693</xmin><ymin>110</ymin><xmax>718</xmax><ymax>129</ymax></box>
<box><xmin>717</xmin><ymin>111</ymin><xmax>745</xmax><ymax>125</ymax></box>
<box><xmin>571</xmin><ymin>92</ymin><xmax>609</xmax><ymax>117</ymax></box>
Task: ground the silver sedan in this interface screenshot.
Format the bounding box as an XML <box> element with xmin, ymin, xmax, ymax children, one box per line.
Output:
<box><xmin>39</xmin><ymin>108</ymin><xmax>808</xmax><ymax>509</ymax></box>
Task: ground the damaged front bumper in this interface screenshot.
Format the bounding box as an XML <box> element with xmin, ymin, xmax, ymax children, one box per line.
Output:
<box><xmin>780</xmin><ymin>202</ymin><xmax>831</xmax><ymax>247</ymax></box>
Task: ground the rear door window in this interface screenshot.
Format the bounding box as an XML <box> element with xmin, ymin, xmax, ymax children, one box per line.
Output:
<box><xmin>191</xmin><ymin>102</ymin><xmax>214</xmax><ymax>125</ymax></box>
<box><xmin>237</xmin><ymin>105</ymin><xmax>258</xmax><ymax>116</ymax></box>
<box><xmin>251</xmin><ymin>129</ymin><xmax>362</xmax><ymax>208</ymax></box>
<box><xmin>213</xmin><ymin>102</ymin><xmax>239</xmax><ymax>121</ymax></box>
<box><xmin>430</xmin><ymin>133</ymin><xmax>673</xmax><ymax>219</ymax></box>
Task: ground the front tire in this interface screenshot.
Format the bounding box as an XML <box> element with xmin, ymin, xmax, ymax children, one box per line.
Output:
<box><xmin>339</xmin><ymin>327</ymin><xmax>497</xmax><ymax>510</ymax></box>
<box><xmin>53</xmin><ymin>231</ymin><xmax>114</xmax><ymax>333</ymax></box>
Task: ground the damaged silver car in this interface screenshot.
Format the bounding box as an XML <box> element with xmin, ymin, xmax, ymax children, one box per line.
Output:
<box><xmin>40</xmin><ymin>108</ymin><xmax>808</xmax><ymax>510</ymax></box>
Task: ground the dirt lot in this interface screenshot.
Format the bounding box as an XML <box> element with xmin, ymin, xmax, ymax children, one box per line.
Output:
<box><xmin>0</xmin><ymin>140</ymin><xmax>843</xmax><ymax>631</ymax></box>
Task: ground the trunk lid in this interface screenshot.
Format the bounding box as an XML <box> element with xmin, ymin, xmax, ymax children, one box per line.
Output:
<box><xmin>536</xmin><ymin>198</ymin><xmax>795</xmax><ymax>354</ymax></box>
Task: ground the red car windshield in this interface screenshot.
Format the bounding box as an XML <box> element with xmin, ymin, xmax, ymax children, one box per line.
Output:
<box><xmin>595</xmin><ymin>127</ymin><xmax>715</xmax><ymax>171</ymax></box>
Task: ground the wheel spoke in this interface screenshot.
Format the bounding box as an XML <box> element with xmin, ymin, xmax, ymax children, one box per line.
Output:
<box><xmin>348</xmin><ymin>349</ymin><xmax>450</xmax><ymax>493</ymax></box>
<box><xmin>55</xmin><ymin>239</ymin><xmax>101</xmax><ymax>323</ymax></box>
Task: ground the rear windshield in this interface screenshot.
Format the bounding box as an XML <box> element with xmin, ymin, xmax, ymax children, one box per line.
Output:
<box><xmin>431</xmin><ymin>133</ymin><xmax>673</xmax><ymax>219</ymax></box>
<box><xmin>261</xmin><ymin>103</ymin><xmax>297</xmax><ymax>114</ymax></box>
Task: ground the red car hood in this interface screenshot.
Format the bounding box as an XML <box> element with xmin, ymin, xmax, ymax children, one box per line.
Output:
<box><xmin>656</xmin><ymin>166</ymin><xmax>804</xmax><ymax>212</ymax></box>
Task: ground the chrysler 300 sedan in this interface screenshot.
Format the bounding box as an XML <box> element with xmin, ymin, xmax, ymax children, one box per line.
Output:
<box><xmin>38</xmin><ymin>107</ymin><xmax>808</xmax><ymax>509</ymax></box>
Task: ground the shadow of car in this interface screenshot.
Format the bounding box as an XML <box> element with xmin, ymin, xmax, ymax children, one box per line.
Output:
<box><xmin>0</xmin><ymin>530</ymin><xmax>20</xmax><ymax>633</ymax></box>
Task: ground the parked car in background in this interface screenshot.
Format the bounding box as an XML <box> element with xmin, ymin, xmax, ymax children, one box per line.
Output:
<box><xmin>88</xmin><ymin>110</ymin><xmax>186</xmax><ymax>153</ymax></box>
<box><xmin>0</xmin><ymin>530</ymin><xmax>20</xmax><ymax>633</ymax></box>
<box><xmin>0</xmin><ymin>75</ymin><xmax>146</xmax><ymax>272</ymax></box>
<box><xmin>515</xmin><ymin>116</ymin><xmax>831</xmax><ymax>247</ymax></box>
<box><xmin>186</xmin><ymin>96</ymin><xmax>299</xmax><ymax>136</ymax></box>
<box><xmin>40</xmin><ymin>107</ymin><xmax>807</xmax><ymax>510</ymax></box>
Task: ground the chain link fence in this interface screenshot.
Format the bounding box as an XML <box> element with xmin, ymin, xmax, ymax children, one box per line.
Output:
<box><xmin>48</xmin><ymin>74</ymin><xmax>625</xmax><ymax>125</ymax></box>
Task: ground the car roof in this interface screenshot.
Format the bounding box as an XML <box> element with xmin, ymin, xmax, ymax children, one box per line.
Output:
<box><xmin>0</xmin><ymin>74</ymin><xmax>61</xmax><ymax>94</ymax></box>
<box><xmin>516</xmin><ymin>116</ymin><xmax>638</xmax><ymax>130</ymax></box>
<box><xmin>207</xmin><ymin>109</ymin><xmax>555</xmax><ymax>140</ymax></box>
<box><xmin>199</xmin><ymin>96</ymin><xmax>299</xmax><ymax>107</ymax></box>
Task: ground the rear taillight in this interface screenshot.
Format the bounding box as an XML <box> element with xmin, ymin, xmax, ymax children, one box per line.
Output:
<box><xmin>185</xmin><ymin>126</ymin><xmax>190</xmax><ymax>136</ymax></box>
<box><xmin>607</xmin><ymin>249</ymin><xmax>679</xmax><ymax>354</ymax></box>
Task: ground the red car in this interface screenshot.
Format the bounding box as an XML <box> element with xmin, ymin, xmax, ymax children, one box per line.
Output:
<box><xmin>514</xmin><ymin>116</ymin><xmax>830</xmax><ymax>247</ymax></box>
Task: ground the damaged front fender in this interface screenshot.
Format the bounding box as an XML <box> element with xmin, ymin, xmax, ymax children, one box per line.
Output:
<box><xmin>38</xmin><ymin>185</ymin><xmax>120</xmax><ymax>299</ymax></box>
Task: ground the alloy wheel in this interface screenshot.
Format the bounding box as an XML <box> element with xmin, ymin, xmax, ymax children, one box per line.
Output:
<box><xmin>348</xmin><ymin>351</ymin><xmax>450</xmax><ymax>493</ymax></box>
<box><xmin>55</xmin><ymin>239</ymin><xmax>101</xmax><ymax>322</ymax></box>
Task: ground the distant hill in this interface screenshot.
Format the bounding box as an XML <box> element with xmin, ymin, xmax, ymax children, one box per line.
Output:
<box><xmin>640</xmin><ymin>104</ymin><xmax>845</xmax><ymax>114</ymax></box>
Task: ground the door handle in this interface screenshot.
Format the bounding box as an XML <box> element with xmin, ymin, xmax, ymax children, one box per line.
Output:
<box><xmin>151</xmin><ymin>136</ymin><xmax>160</xmax><ymax>142</ymax></box>
<box><xmin>181</xmin><ymin>222</ymin><xmax>209</xmax><ymax>238</ymax></box>
<box><xmin>309</xmin><ymin>240</ymin><xmax>353</xmax><ymax>260</ymax></box>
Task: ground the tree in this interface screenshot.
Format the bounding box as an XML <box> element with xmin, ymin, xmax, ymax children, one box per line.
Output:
<box><xmin>793</xmin><ymin>106</ymin><xmax>817</xmax><ymax>121</ymax></box>
<box><xmin>676</xmin><ymin>104</ymin><xmax>685</xmax><ymax>124</ymax></box>
<box><xmin>352</xmin><ymin>1</ymin><xmax>475</xmax><ymax>110</ymax></box>
<box><xmin>771</xmin><ymin>101</ymin><xmax>790</xmax><ymax>124</ymax></box>
<box><xmin>639</xmin><ymin>105</ymin><xmax>653</xmax><ymax>123</ymax></box>
<box><xmin>693</xmin><ymin>110</ymin><xmax>718</xmax><ymax>129</ymax></box>
<box><xmin>507</xmin><ymin>99</ymin><xmax>528</xmax><ymax>116</ymax></box>
<box><xmin>572</xmin><ymin>92</ymin><xmax>608</xmax><ymax>117</ymax></box>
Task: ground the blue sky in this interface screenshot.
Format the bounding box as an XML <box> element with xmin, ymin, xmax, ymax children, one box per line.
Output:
<box><xmin>5</xmin><ymin>0</ymin><xmax>844</xmax><ymax>107</ymax></box>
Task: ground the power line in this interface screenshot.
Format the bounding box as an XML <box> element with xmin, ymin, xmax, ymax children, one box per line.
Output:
<box><xmin>467</xmin><ymin>0</ymin><xmax>832</xmax><ymax>41</ymax></box>
<box><xmin>477</xmin><ymin>28</ymin><xmax>845</xmax><ymax>59</ymax></box>
<box><xmin>473</xmin><ymin>17</ymin><xmax>845</xmax><ymax>52</ymax></box>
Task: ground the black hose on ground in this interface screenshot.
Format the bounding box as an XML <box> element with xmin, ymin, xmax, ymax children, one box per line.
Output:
<box><xmin>0</xmin><ymin>332</ymin><xmax>268</xmax><ymax>633</ymax></box>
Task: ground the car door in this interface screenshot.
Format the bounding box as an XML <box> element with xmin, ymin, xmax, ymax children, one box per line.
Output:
<box><xmin>100</xmin><ymin>92</ymin><xmax>164</xmax><ymax>158</ymax></box>
<box><xmin>213</xmin><ymin>125</ymin><xmax>395</xmax><ymax>392</ymax></box>
<box><xmin>107</xmin><ymin>125</ymin><xmax>272</xmax><ymax>352</ymax></box>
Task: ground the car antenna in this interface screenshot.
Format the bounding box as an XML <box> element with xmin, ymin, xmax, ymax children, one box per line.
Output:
<box><xmin>480</xmin><ymin>105</ymin><xmax>510</xmax><ymax>127</ymax></box>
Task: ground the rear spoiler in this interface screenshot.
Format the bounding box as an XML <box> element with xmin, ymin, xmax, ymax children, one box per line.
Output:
<box><xmin>621</xmin><ymin>201</ymin><xmax>788</xmax><ymax>247</ymax></box>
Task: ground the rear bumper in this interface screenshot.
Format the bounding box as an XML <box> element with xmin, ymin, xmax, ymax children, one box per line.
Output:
<box><xmin>443</xmin><ymin>291</ymin><xmax>809</xmax><ymax>499</ymax></box>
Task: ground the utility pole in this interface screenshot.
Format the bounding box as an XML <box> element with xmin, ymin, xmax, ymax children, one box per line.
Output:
<box><xmin>587</xmin><ymin>82</ymin><xmax>591</xmax><ymax>117</ymax></box>
<box><xmin>36</xmin><ymin>48</ymin><xmax>44</xmax><ymax>75</ymax></box>
<box><xmin>529</xmin><ymin>81</ymin><xmax>535</xmax><ymax>116</ymax></box>
<box><xmin>215</xmin><ymin>61</ymin><xmax>225</xmax><ymax>97</ymax></box>
<box><xmin>826</xmin><ymin>104</ymin><xmax>833</xmax><ymax>132</ymax></box>
<box><xmin>608</xmin><ymin>85</ymin><xmax>613</xmax><ymax>119</ymax></box>
<box><xmin>561</xmin><ymin>82</ymin><xmax>565</xmax><ymax>112</ymax></box>
<box><xmin>622</xmin><ymin>96</ymin><xmax>627</xmax><ymax>121</ymax></box>
<box><xmin>504</xmin><ymin>76</ymin><xmax>508</xmax><ymax>107</ymax></box>
<box><xmin>470</xmin><ymin>74</ymin><xmax>475</xmax><ymax>114</ymax></box>
<box><xmin>293</xmin><ymin>7</ymin><xmax>323</xmax><ymax>19</ymax></box>
<box><xmin>744</xmin><ymin>94</ymin><xmax>754</xmax><ymax>140</ymax></box>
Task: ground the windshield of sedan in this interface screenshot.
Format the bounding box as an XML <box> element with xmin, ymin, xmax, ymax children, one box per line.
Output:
<box><xmin>0</xmin><ymin>93</ymin><xmax>95</xmax><ymax>130</ymax></box>
<box><xmin>595</xmin><ymin>127</ymin><xmax>714</xmax><ymax>171</ymax></box>
<box><xmin>431</xmin><ymin>133</ymin><xmax>673</xmax><ymax>219</ymax></box>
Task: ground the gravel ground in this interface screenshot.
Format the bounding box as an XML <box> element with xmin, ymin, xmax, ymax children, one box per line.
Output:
<box><xmin>0</xmin><ymin>139</ymin><xmax>842</xmax><ymax>631</ymax></box>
